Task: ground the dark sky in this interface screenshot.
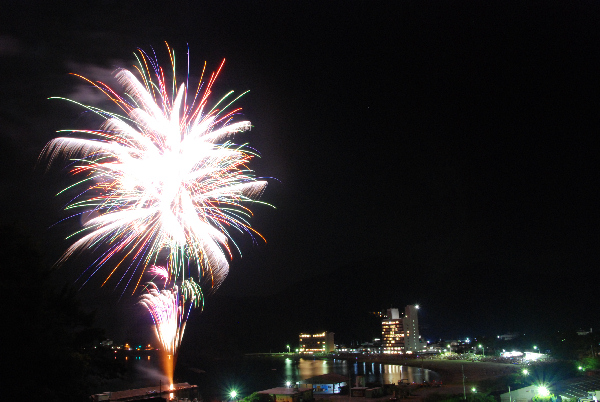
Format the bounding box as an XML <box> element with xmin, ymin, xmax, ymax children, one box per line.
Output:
<box><xmin>1</xmin><ymin>1</ymin><xmax>599</xmax><ymax>346</ymax></box>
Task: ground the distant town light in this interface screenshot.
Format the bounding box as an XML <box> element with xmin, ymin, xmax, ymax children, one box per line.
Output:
<box><xmin>502</xmin><ymin>351</ymin><xmax>523</xmax><ymax>358</ymax></box>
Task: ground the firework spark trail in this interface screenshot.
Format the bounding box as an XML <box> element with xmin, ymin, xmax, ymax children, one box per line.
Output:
<box><xmin>41</xmin><ymin>47</ymin><xmax>269</xmax><ymax>293</ymax></box>
<box><xmin>150</xmin><ymin>265</ymin><xmax>170</xmax><ymax>286</ymax></box>
<box><xmin>138</xmin><ymin>278</ymin><xmax>203</xmax><ymax>356</ymax></box>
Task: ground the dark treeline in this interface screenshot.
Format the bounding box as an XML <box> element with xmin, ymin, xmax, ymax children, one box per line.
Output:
<box><xmin>0</xmin><ymin>224</ymin><xmax>122</xmax><ymax>401</ymax></box>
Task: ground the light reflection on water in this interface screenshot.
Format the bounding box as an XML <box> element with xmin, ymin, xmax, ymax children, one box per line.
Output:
<box><xmin>119</xmin><ymin>356</ymin><xmax>441</xmax><ymax>398</ymax></box>
<box><xmin>283</xmin><ymin>358</ymin><xmax>438</xmax><ymax>385</ymax></box>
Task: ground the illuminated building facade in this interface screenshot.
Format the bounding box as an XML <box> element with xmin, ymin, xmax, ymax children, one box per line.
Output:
<box><xmin>382</xmin><ymin>308</ymin><xmax>404</xmax><ymax>353</ymax></box>
<box><xmin>299</xmin><ymin>332</ymin><xmax>335</xmax><ymax>353</ymax></box>
<box><xmin>382</xmin><ymin>305</ymin><xmax>424</xmax><ymax>354</ymax></box>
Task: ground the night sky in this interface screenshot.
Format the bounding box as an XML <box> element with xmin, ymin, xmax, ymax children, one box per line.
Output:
<box><xmin>1</xmin><ymin>1</ymin><xmax>599</xmax><ymax>349</ymax></box>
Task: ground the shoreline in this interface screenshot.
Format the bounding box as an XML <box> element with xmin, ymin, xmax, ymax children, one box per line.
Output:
<box><xmin>345</xmin><ymin>356</ymin><xmax>522</xmax><ymax>384</ymax></box>
<box><xmin>248</xmin><ymin>354</ymin><xmax>522</xmax><ymax>385</ymax></box>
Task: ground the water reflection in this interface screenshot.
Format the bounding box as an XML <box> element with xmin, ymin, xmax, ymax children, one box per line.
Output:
<box><xmin>283</xmin><ymin>358</ymin><xmax>438</xmax><ymax>385</ymax></box>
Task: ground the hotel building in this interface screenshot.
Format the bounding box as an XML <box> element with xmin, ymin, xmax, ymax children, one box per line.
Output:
<box><xmin>382</xmin><ymin>305</ymin><xmax>424</xmax><ymax>354</ymax></box>
<box><xmin>299</xmin><ymin>332</ymin><xmax>335</xmax><ymax>353</ymax></box>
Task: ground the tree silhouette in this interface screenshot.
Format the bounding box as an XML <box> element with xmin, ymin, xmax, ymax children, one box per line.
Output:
<box><xmin>1</xmin><ymin>224</ymin><xmax>104</xmax><ymax>401</ymax></box>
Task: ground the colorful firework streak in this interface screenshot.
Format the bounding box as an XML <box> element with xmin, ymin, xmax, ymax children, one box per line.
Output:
<box><xmin>139</xmin><ymin>277</ymin><xmax>203</xmax><ymax>355</ymax></box>
<box><xmin>139</xmin><ymin>275</ymin><xmax>203</xmax><ymax>384</ymax></box>
<box><xmin>41</xmin><ymin>46</ymin><xmax>272</xmax><ymax>375</ymax></box>
<box><xmin>41</xmin><ymin>45</ymin><xmax>269</xmax><ymax>293</ymax></box>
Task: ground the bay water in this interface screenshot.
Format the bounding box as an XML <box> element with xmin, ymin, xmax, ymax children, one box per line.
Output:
<box><xmin>114</xmin><ymin>354</ymin><xmax>439</xmax><ymax>400</ymax></box>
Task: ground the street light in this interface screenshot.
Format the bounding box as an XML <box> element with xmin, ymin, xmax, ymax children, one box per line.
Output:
<box><xmin>522</xmin><ymin>369</ymin><xmax>529</xmax><ymax>375</ymax></box>
<box><xmin>287</xmin><ymin>344</ymin><xmax>290</xmax><ymax>353</ymax></box>
<box><xmin>230</xmin><ymin>390</ymin><xmax>238</xmax><ymax>401</ymax></box>
<box><xmin>537</xmin><ymin>386</ymin><xmax>549</xmax><ymax>397</ymax></box>
<box><xmin>479</xmin><ymin>344</ymin><xmax>485</xmax><ymax>357</ymax></box>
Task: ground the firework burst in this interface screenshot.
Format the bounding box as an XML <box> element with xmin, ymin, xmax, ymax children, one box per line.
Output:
<box><xmin>139</xmin><ymin>278</ymin><xmax>203</xmax><ymax>355</ymax></box>
<box><xmin>139</xmin><ymin>276</ymin><xmax>203</xmax><ymax>383</ymax></box>
<box><xmin>41</xmin><ymin>46</ymin><xmax>269</xmax><ymax>292</ymax></box>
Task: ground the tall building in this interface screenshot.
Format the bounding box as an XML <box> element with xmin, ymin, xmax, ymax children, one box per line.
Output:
<box><xmin>403</xmin><ymin>305</ymin><xmax>421</xmax><ymax>352</ymax></box>
<box><xmin>381</xmin><ymin>305</ymin><xmax>424</xmax><ymax>354</ymax></box>
<box><xmin>299</xmin><ymin>332</ymin><xmax>335</xmax><ymax>353</ymax></box>
<box><xmin>382</xmin><ymin>308</ymin><xmax>404</xmax><ymax>353</ymax></box>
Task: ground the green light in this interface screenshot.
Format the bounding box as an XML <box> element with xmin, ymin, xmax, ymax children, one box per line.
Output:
<box><xmin>523</xmin><ymin>369</ymin><xmax>529</xmax><ymax>375</ymax></box>
<box><xmin>538</xmin><ymin>386</ymin><xmax>549</xmax><ymax>397</ymax></box>
<box><xmin>230</xmin><ymin>391</ymin><xmax>238</xmax><ymax>399</ymax></box>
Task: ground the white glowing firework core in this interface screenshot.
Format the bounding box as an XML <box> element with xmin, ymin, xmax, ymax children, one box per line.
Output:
<box><xmin>42</xmin><ymin>60</ymin><xmax>268</xmax><ymax>290</ymax></box>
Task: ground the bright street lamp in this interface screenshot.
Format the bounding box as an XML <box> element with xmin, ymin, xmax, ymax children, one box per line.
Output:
<box><xmin>522</xmin><ymin>369</ymin><xmax>529</xmax><ymax>375</ymax></box>
<box><xmin>230</xmin><ymin>390</ymin><xmax>238</xmax><ymax>401</ymax></box>
<box><xmin>537</xmin><ymin>386</ymin><xmax>549</xmax><ymax>397</ymax></box>
<box><xmin>479</xmin><ymin>344</ymin><xmax>485</xmax><ymax>357</ymax></box>
<box><xmin>287</xmin><ymin>344</ymin><xmax>290</xmax><ymax>353</ymax></box>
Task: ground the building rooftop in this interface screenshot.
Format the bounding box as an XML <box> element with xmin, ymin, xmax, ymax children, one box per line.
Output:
<box><xmin>96</xmin><ymin>382</ymin><xmax>197</xmax><ymax>401</ymax></box>
<box><xmin>500</xmin><ymin>376</ymin><xmax>600</xmax><ymax>401</ymax></box>
<box><xmin>555</xmin><ymin>376</ymin><xmax>600</xmax><ymax>399</ymax></box>
<box><xmin>259</xmin><ymin>387</ymin><xmax>313</xmax><ymax>395</ymax></box>
<box><xmin>301</xmin><ymin>374</ymin><xmax>348</xmax><ymax>384</ymax></box>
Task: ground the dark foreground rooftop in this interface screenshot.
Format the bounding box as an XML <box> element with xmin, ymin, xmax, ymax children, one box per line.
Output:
<box><xmin>92</xmin><ymin>382</ymin><xmax>198</xmax><ymax>401</ymax></box>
